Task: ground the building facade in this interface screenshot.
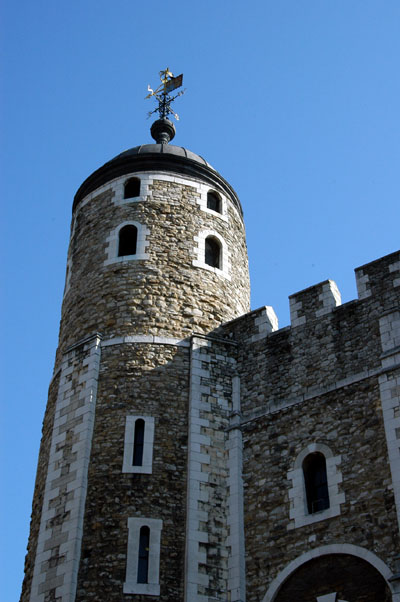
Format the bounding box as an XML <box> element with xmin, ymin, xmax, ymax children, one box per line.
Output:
<box><xmin>21</xmin><ymin>117</ymin><xmax>400</xmax><ymax>601</ymax></box>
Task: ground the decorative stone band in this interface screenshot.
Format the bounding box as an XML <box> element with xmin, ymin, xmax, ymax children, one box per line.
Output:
<box><xmin>101</xmin><ymin>334</ymin><xmax>190</xmax><ymax>348</ymax></box>
<box><xmin>73</xmin><ymin>171</ymin><xmax>242</xmax><ymax>222</ymax></box>
<box><xmin>29</xmin><ymin>333</ymin><xmax>102</xmax><ymax>602</ymax></box>
<box><xmin>241</xmin><ymin>361</ymin><xmax>398</xmax><ymax>425</ymax></box>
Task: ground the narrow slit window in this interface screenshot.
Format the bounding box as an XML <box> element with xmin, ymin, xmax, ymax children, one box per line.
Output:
<box><xmin>303</xmin><ymin>452</ymin><xmax>329</xmax><ymax>514</ymax></box>
<box><xmin>137</xmin><ymin>526</ymin><xmax>150</xmax><ymax>584</ymax></box>
<box><xmin>205</xmin><ymin>236</ymin><xmax>221</xmax><ymax>269</ymax></box>
<box><xmin>124</xmin><ymin>177</ymin><xmax>141</xmax><ymax>199</ymax></box>
<box><xmin>133</xmin><ymin>419</ymin><xmax>145</xmax><ymax>466</ymax></box>
<box><xmin>207</xmin><ymin>191</ymin><xmax>222</xmax><ymax>213</ymax></box>
<box><xmin>118</xmin><ymin>225</ymin><xmax>137</xmax><ymax>257</ymax></box>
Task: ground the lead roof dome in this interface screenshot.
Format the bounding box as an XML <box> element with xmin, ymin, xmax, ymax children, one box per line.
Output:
<box><xmin>73</xmin><ymin>120</ymin><xmax>243</xmax><ymax>216</ymax></box>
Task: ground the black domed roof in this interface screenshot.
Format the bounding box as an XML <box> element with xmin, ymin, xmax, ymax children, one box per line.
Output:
<box><xmin>115</xmin><ymin>143</ymin><xmax>214</xmax><ymax>168</ymax></box>
<box><xmin>73</xmin><ymin>137</ymin><xmax>243</xmax><ymax>217</ymax></box>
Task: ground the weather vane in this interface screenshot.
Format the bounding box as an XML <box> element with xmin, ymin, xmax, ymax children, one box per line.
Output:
<box><xmin>146</xmin><ymin>68</ymin><xmax>185</xmax><ymax>121</ymax></box>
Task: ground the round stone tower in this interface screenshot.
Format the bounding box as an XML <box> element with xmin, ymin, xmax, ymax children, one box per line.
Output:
<box><xmin>58</xmin><ymin>116</ymin><xmax>250</xmax><ymax>352</ymax></box>
<box><xmin>21</xmin><ymin>117</ymin><xmax>250</xmax><ymax>601</ymax></box>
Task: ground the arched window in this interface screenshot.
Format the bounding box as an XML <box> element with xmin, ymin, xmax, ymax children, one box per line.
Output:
<box><xmin>205</xmin><ymin>236</ymin><xmax>221</xmax><ymax>268</ymax></box>
<box><xmin>133</xmin><ymin>419</ymin><xmax>145</xmax><ymax>466</ymax></box>
<box><xmin>122</xmin><ymin>416</ymin><xmax>154</xmax><ymax>474</ymax></box>
<box><xmin>124</xmin><ymin>517</ymin><xmax>162</xmax><ymax>595</ymax></box>
<box><xmin>207</xmin><ymin>190</ymin><xmax>222</xmax><ymax>213</ymax></box>
<box><xmin>124</xmin><ymin>177</ymin><xmax>141</xmax><ymax>199</ymax></box>
<box><xmin>302</xmin><ymin>452</ymin><xmax>329</xmax><ymax>514</ymax></box>
<box><xmin>137</xmin><ymin>526</ymin><xmax>150</xmax><ymax>584</ymax></box>
<box><xmin>118</xmin><ymin>225</ymin><xmax>137</xmax><ymax>257</ymax></box>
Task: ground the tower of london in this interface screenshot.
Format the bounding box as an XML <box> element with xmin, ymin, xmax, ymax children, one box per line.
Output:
<box><xmin>21</xmin><ymin>81</ymin><xmax>400</xmax><ymax>601</ymax></box>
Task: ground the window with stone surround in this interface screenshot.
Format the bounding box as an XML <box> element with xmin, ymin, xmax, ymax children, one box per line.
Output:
<box><xmin>118</xmin><ymin>224</ymin><xmax>137</xmax><ymax>257</ymax></box>
<box><xmin>122</xmin><ymin>416</ymin><xmax>154</xmax><ymax>474</ymax></box>
<box><xmin>124</xmin><ymin>177</ymin><xmax>141</xmax><ymax>199</ymax></box>
<box><xmin>205</xmin><ymin>236</ymin><xmax>221</xmax><ymax>268</ymax></box>
<box><xmin>123</xmin><ymin>517</ymin><xmax>162</xmax><ymax>596</ymax></box>
<box><xmin>303</xmin><ymin>452</ymin><xmax>329</xmax><ymax>514</ymax></box>
<box><xmin>287</xmin><ymin>443</ymin><xmax>345</xmax><ymax>528</ymax></box>
<box><xmin>207</xmin><ymin>190</ymin><xmax>222</xmax><ymax>213</ymax></box>
<box><xmin>104</xmin><ymin>221</ymin><xmax>150</xmax><ymax>265</ymax></box>
<box><xmin>192</xmin><ymin>229</ymin><xmax>230</xmax><ymax>280</ymax></box>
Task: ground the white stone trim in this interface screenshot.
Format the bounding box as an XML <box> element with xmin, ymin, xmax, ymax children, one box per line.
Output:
<box><xmin>249</xmin><ymin>306</ymin><xmax>279</xmax><ymax>342</ymax></box>
<box><xmin>389</xmin><ymin>258</ymin><xmax>400</xmax><ymax>288</ymax></box>
<box><xmin>101</xmin><ymin>335</ymin><xmax>190</xmax><ymax>347</ymax></box>
<box><xmin>227</xmin><ymin>375</ymin><xmax>246</xmax><ymax>601</ymax></box>
<box><xmin>192</xmin><ymin>229</ymin><xmax>231</xmax><ymax>281</ymax></box>
<box><xmin>122</xmin><ymin>416</ymin><xmax>154</xmax><ymax>474</ymax></box>
<box><xmin>29</xmin><ymin>334</ymin><xmax>102</xmax><ymax>602</ymax></box>
<box><xmin>379</xmin><ymin>311</ymin><xmax>400</xmax><ymax>532</ymax></box>
<box><xmin>289</xmin><ymin>297</ymin><xmax>306</xmax><ymax>327</ymax></box>
<box><xmin>356</xmin><ymin>269</ymin><xmax>372</xmax><ymax>299</ymax></box>
<box><xmin>315</xmin><ymin>280</ymin><xmax>342</xmax><ymax>317</ymax></box>
<box><xmin>185</xmin><ymin>338</ymin><xmax>212</xmax><ymax>601</ymax></box>
<box><xmin>73</xmin><ymin>171</ymin><xmax>242</xmax><ymax>221</ymax></box>
<box><xmin>261</xmin><ymin>544</ymin><xmax>398</xmax><ymax>602</ymax></box>
<box><xmin>287</xmin><ymin>443</ymin><xmax>345</xmax><ymax>529</ymax></box>
<box><xmin>123</xmin><ymin>517</ymin><xmax>162</xmax><ymax>596</ymax></box>
<box><xmin>196</xmin><ymin>186</ymin><xmax>228</xmax><ymax>222</ymax></box>
<box><xmin>104</xmin><ymin>220</ymin><xmax>150</xmax><ymax>265</ymax></box>
<box><xmin>117</xmin><ymin>176</ymin><xmax>147</xmax><ymax>205</ymax></box>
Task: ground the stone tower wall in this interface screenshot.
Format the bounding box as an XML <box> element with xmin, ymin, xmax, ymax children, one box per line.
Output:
<box><xmin>74</xmin><ymin>340</ymin><xmax>190</xmax><ymax>601</ymax></box>
<box><xmin>22</xmin><ymin>162</ymin><xmax>251</xmax><ymax>602</ymax></box>
<box><xmin>222</xmin><ymin>250</ymin><xmax>400</xmax><ymax>601</ymax></box>
<box><xmin>58</xmin><ymin>171</ymin><xmax>250</xmax><ymax>356</ymax></box>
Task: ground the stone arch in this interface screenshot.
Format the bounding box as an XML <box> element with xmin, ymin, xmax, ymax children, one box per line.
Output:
<box><xmin>287</xmin><ymin>442</ymin><xmax>345</xmax><ymax>528</ymax></box>
<box><xmin>104</xmin><ymin>220</ymin><xmax>150</xmax><ymax>265</ymax></box>
<box><xmin>262</xmin><ymin>544</ymin><xmax>395</xmax><ymax>602</ymax></box>
<box><xmin>192</xmin><ymin>229</ymin><xmax>231</xmax><ymax>280</ymax></box>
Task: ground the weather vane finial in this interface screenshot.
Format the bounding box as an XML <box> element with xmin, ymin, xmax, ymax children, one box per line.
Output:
<box><xmin>146</xmin><ymin>68</ymin><xmax>185</xmax><ymax>121</ymax></box>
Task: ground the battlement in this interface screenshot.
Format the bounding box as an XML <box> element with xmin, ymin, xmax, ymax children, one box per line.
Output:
<box><xmin>355</xmin><ymin>249</ymin><xmax>400</xmax><ymax>300</ymax></box>
<box><xmin>223</xmin><ymin>250</ymin><xmax>399</xmax><ymax>346</ymax></box>
<box><xmin>289</xmin><ymin>279</ymin><xmax>341</xmax><ymax>327</ymax></box>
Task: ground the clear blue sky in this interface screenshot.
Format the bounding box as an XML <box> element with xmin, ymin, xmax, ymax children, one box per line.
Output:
<box><xmin>1</xmin><ymin>1</ymin><xmax>399</xmax><ymax>599</ymax></box>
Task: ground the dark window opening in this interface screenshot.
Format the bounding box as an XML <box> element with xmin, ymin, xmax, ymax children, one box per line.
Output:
<box><xmin>124</xmin><ymin>177</ymin><xmax>140</xmax><ymax>199</ymax></box>
<box><xmin>207</xmin><ymin>191</ymin><xmax>222</xmax><ymax>213</ymax></box>
<box><xmin>205</xmin><ymin>236</ymin><xmax>221</xmax><ymax>269</ymax></box>
<box><xmin>303</xmin><ymin>452</ymin><xmax>330</xmax><ymax>514</ymax></box>
<box><xmin>133</xmin><ymin>419</ymin><xmax>145</xmax><ymax>466</ymax></box>
<box><xmin>118</xmin><ymin>225</ymin><xmax>137</xmax><ymax>257</ymax></box>
<box><xmin>137</xmin><ymin>526</ymin><xmax>150</xmax><ymax>584</ymax></box>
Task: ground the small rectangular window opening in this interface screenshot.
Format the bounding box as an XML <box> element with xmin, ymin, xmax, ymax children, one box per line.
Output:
<box><xmin>137</xmin><ymin>526</ymin><xmax>150</xmax><ymax>584</ymax></box>
<box><xmin>133</xmin><ymin>419</ymin><xmax>145</xmax><ymax>466</ymax></box>
<box><xmin>303</xmin><ymin>452</ymin><xmax>330</xmax><ymax>514</ymax></box>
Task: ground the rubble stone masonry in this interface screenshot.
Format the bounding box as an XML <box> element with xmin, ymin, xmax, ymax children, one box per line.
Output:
<box><xmin>21</xmin><ymin>130</ymin><xmax>399</xmax><ymax>602</ymax></box>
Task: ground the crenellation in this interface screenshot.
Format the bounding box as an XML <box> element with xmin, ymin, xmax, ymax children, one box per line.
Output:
<box><xmin>22</xmin><ymin>114</ymin><xmax>400</xmax><ymax>602</ymax></box>
<box><xmin>289</xmin><ymin>279</ymin><xmax>341</xmax><ymax>326</ymax></box>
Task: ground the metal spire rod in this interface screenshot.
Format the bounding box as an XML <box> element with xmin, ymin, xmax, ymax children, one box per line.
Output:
<box><xmin>145</xmin><ymin>68</ymin><xmax>185</xmax><ymax>121</ymax></box>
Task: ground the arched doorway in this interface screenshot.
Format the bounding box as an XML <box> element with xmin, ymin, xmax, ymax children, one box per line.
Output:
<box><xmin>263</xmin><ymin>545</ymin><xmax>394</xmax><ymax>602</ymax></box>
